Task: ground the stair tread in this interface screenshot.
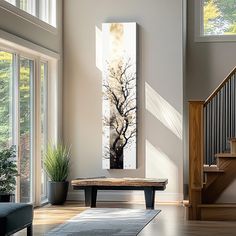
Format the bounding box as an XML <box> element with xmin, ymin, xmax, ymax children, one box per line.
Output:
<box><xmin>228</xmin><ymin>137</ymin><xmax>236</xmax><ymax>141</ymax></box>
<box><xmin>198</xmin><ymin>204</ymin><xmax>236</xmax><ymax>208</ymax></box>
<box><xmin>203</xmin><ymin>165</ymin><xmax>224</xmax><ymax>172</ymax></box>
<box><xmin>215</xmin><ymin>153</ymin><xmax>236</xmax><ymax>158</ymax></box>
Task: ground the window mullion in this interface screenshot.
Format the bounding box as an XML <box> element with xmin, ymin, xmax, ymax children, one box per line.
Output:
<box><xmin>43</xmin><ymin>62</ymin><xmax>48</xmax><ymax>202</ymax></box>
<box><xmin>15</xmin><ymin>0</ymin><xmax>20</xmax><ymax>8</ymax></box>
<box><xmin>35</xmin><ymin>0</ymin><xmax>40</xmax><ymax>18</ymax></box>
<box><xmin>13</xmin><ymin>53</ymin><xmax>20</xmax><ymax>203</ymax></box>
<box><xmin>34</xmin><ymin>59</ymin><xmax>42</xmax><ymax>207</ymax></box>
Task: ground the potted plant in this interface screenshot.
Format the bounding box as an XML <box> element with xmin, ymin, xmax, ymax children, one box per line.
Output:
<box><xmin>0</xmin><ymin>146</ymin><xmax>18</xmax><ymax>202</ymax></box>
<box><xmin>44</xmin><ymin>143</ymin><xmax>71</xmax><ymax>205</ymax></box>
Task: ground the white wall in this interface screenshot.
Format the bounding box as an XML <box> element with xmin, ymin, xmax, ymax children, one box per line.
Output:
<box><xmin>63</xmin><ymin>0</ymin><xmax>184</xmax><ymax>202</ymax></box>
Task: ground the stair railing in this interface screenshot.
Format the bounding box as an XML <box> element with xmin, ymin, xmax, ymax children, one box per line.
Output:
<box><xmin>204</xmin><ymin>66</ymin><xmax>236</xmax><ymax>165</ymax></box>
<box><xmin>188</xmin><ymin>66</ymin><xmax>236</xmax><ymax>220</ymax></box>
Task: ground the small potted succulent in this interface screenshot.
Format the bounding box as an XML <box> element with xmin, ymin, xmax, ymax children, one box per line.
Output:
<box><xmin>44</xmin><ymin>143</ymin><xmax>71</xmax><ymax>205</ymax></box>
<box><xmin>0</xmin><ymin>146</ymin><xmax>18</xmax><ymax>202</ymax></box>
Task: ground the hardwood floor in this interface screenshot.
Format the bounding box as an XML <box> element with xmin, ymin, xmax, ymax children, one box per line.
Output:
<box><xmin>15</xmin><ymin>201</ymin><xmax>236</xmax><ymax>236</ymax></box>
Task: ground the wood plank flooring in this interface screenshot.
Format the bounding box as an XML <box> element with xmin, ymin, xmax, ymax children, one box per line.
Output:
<box><xmin>15</xmin><ymin>201</ymin><xmax>236</xmax><ymax>236</ymax></box>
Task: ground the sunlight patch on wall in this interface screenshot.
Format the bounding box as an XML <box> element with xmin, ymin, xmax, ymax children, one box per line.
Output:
<box><xmin>95</xmin><ymin>26</ymin><xmax>102</xmax><ymax>71</ymax></box>
<box><xmin>145</xmin><ymin>82</ymin><xmax>182</xmax><ymax>140</ymax></box>
<box><xmin>145</xmin><ymin>140</ymin><xmax>178</xmax><ymax>193</ymax></box>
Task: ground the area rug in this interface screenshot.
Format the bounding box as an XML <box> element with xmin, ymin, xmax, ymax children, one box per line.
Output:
<box><xmin>45</xmin><ymin>208</ymin><xmax>160</xmax><ymax>236</ymax></box>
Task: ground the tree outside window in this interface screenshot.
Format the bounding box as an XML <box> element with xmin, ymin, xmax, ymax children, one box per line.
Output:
<box><xmin>204</xmin><ymin>0</ymin><xmax>236</xmax><ymax>35</ymax></box>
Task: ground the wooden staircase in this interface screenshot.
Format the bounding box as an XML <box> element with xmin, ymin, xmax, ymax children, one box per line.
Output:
<box><xmin>188</xmin><ymin>113</ymin><xmax>236</xmax><ymax>220</ymax></box>
<box><xmin>203</xmin><ymin>152</ymin><xmax>236</xmax><ymax>204</ymax></box>
<box><xmin>187</xmin><ymin>66</ymin><xmax>236</xmax><ymax>221</ymax></box>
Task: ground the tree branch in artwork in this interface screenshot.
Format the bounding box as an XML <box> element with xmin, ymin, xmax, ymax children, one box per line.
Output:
<box><xmin>103</xmin><ymin>58</ymin><xmax>136</xmax><ymax>169</ymax></box>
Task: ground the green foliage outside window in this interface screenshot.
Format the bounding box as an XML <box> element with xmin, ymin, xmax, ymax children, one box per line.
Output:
<box><xmin>0</xmin><ymin>51</ymin><xmax>12</xmax><ymax>148</ymax></box>
<box><xmin>204</xmin><ymin>0</ymin><xmax>236</xmax><ymax>35</ymax></box>
<box><xmin>0</xmin><ymin>146</ymin><xmax>18</xmax><ymax>194</ymax></box>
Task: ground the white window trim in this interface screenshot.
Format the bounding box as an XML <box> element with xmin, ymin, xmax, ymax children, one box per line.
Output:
<box><xmin>0</xmin><ymin>0</ymin><xmax>57</xmax><ymax>34</ymax></box>
<box><xmin>0</xmin><ymin>29</ymin><xmax>59</xmax><ymax>59</ymax></box>
<box><xmin>195</xmin><ymin>0</ymin><xmax>236</xmax><ymax>42</ymax></box>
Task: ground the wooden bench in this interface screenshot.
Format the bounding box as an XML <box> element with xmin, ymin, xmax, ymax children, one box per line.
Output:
<box><xmin>71</xmin><ymin>178</ymin><xmax>168</xmax><ymax>209</ymax></box>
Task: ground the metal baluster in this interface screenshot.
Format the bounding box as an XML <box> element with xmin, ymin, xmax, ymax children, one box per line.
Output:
<box><xmin>223</xmin><ymin>85</ymin><xmax>226</xmax><ymax>152</ymax></box>
<box><xmin>206</xmin><ymin>103</ymin><xmax>210</xmax><ymax>164</ymax></box>
<box><xmin>209</xmin><ymin>101</ymin><xmax>212</xmax><ymax>165</ymax></box>
<box><xmin>217</xmin><ymin>93</ymin><xmax>220</xmax><ymax>154</ymax></box>
<box><xmin>233</xmin><ymin>74</ymin><xmax>235</xmax><ymax>135</ymax></box>
<box><xmin>204</xmin><ymin>105</ymin><xmax>207</xmax><ymax>164</ymax></box>
<box><xmin>227</xmin><ymin>81</ymin><xmax>230</xmax><ymax>149</ymax></box>
<box><xmin>229</xmin><ymin>79</ymin><xmax>232</xmax><ymax>139</ymax></box>
<box><xmin>230</xmin><ymin>76</ymin><xmax>233</xmax><ymax>137</ymax></box>
<box><xmin>214</xmin><ymin>97</ymin><xmax>217</xmax><ymax>163</ymax></box>
<box><xmin>220</xmin><ymin>90</ymin><xmax>223</xmax><ymax>153</ymax></box>
<box><xmin>233</xmin><ymin>74</ymin><xmax>235</xmax><ymax>137</ymax></box>
<box><xmin>212</xmin><ymin>99</ymin><xmax>215</xmax><ymax>164</ymax></box>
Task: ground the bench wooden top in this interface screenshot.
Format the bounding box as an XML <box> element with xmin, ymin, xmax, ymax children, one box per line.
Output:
<box><xmin>71</xmin><ymin>178</ymin><xmax>168</xmax><ymax>187</ymax></box>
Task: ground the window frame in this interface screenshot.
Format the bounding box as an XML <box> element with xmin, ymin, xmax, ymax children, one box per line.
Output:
<box><xmin>0</xmin><ymin>0</ymin><xmax>57</xmax><ymax>34</ymax></box>
<box><xmin>195</xmin><ymin>0</ymin><xmax>236</xmax><ymax>42</ymax></box>
<box><xmin>0</xmin><ymin>28</ymin><xmax>60</xmax><ymax>206</ymax></box>
<box><xmin>0</xmin><ymin>45</ymin><xmax>50</xmax><ymax>206</ymax></box>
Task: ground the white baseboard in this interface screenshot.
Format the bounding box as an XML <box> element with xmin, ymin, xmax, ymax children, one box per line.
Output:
<box><xmin>67</xmin><ymin>190</ymin><xmax>183</xmax><ymax>203</ymax></box>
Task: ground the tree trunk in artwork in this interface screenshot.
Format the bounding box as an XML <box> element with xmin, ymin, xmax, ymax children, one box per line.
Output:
<box><xmin>110</xmin><ymin>136</ymin><xmax>124</xmax><ymax>169</ymax></box>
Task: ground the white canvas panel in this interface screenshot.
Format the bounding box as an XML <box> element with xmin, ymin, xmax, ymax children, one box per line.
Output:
<box><xmin>102</xmin><ymin>22</ymin><xmax>137</xmax><ymax>169</ymax></box>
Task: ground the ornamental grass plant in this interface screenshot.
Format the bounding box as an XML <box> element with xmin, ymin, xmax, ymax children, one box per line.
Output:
<box><xmin>44</xmin><ymin>143</ymin><xmax>71</xmax><ymax>182</ymax></box>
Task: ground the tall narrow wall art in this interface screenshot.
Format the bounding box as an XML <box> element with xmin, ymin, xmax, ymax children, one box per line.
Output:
<box><xmin>102</xmin><ymin>22</ymin><xmax>137</xmax><ymax>169</ymax></box>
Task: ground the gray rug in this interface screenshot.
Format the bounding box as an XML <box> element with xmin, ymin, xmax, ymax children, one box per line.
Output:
<box><xmin>45</xmin><ymin>208</ymin><xmax>160</xmax><ymax>236</ymax></box>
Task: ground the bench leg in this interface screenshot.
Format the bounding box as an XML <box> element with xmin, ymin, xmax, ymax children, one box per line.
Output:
<box><xmin>84</xmin><ymin>187</ymin><xmax>97</xmax><ymax>208</ymax></box>
<box><xmin>27</xmin><ymin>223</ymin><xmax>32</xmax><ymax>236</ymax></box>
<box><xmin>144</xmin><ymin>187</ymin><xmax>155</xmax><ymax>209</ymax></box>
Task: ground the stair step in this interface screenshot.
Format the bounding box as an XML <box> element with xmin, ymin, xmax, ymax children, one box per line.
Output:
<box><xmin>198</xmin><ymin>204</ymin><xmax>236</xmax><ymax>208</ymax></box>
<box><xmin>198</xmin><ymin>204</ymin><xmax>236</xmax><ymax>221</ymax></box>
<box><xmin>215</xmin><ymin>153</ymin><xmax>236</xmax><ymax>158</ymax></box>
<box><xmin>203</xmin><ymin>165</ymin><xmax>224</xmax><ymax>173</ymax></box>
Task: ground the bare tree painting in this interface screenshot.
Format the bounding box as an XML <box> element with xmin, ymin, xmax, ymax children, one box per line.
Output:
<box><xmin>102</xmin><ymin>23</ymin><xmax>137</xmax><ymax>169</ymax></box>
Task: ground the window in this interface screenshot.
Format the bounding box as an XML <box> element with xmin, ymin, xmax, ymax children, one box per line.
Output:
<box><xmin>3</xmin><ymin>0</ymin><xmax>57</xmax><ymax>28</ymax></box>
<box><xmin>196</xmin><ymin>0</ymin><xmax>236</xmax><ymax>41</ymax></box>
<box><xmin>0</xmin><ymin>49</ymin><xmax>49</xmax><ymax>205</ymax></box>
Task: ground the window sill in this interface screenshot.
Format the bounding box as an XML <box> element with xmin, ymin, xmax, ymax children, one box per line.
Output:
<box><xmin>195</xmin><ymin>35</ymin><xmax>236</xmax><ymax>43</ymax></box>
<box><xmin>0</xmin><ymin>0</ymin><xmax>57</xmax><ymax>34</ymax></box>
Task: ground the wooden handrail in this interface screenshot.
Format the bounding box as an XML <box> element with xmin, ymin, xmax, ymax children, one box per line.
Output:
<box><xmin>204</xmin><ymin>66</ymin><xmax>236</xmax><ymax>106</ymax></box>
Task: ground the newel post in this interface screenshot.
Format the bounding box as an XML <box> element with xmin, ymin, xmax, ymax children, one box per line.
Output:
<box><xmin>188</xmin><ymin>101</ymin><xmax>204</xmax><ymax>220</ymax></box>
